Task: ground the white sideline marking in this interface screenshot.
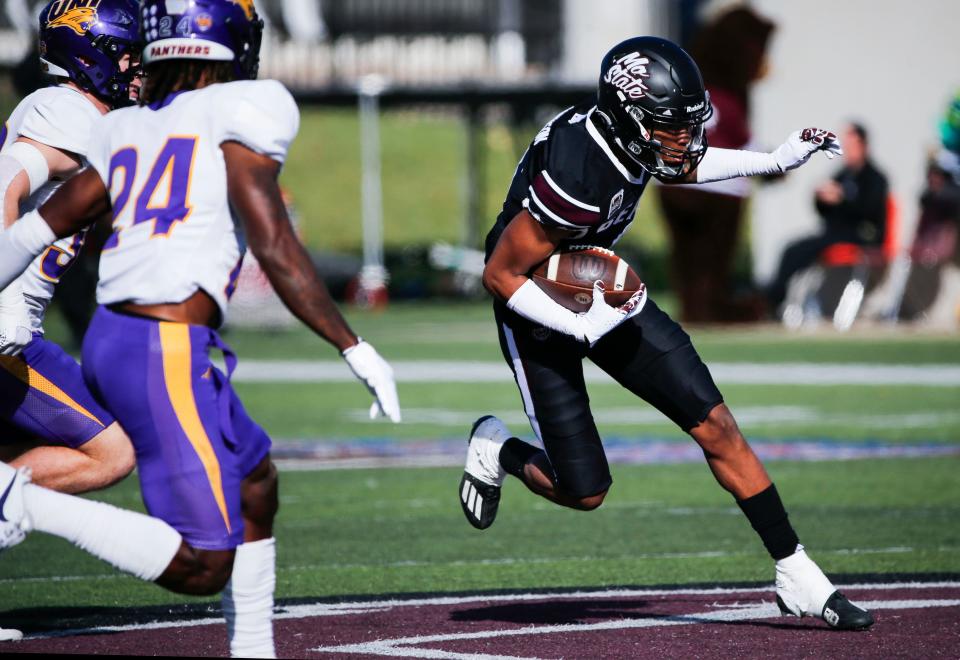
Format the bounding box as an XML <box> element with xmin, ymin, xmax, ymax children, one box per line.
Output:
<box><xmin>230</xmin><ymin>360</ymin><xmax>960</xmax><ymax>387</ymax></box>
<box><xmin>312</xmin><ymin>599</ymin><xmax>960</xmax><ymax>658</ymax></box>
<box><xmin>1</xmin><ymin>546</ymin><xmax>926</xmax><ymax>586</ymax></box>
<box><xmin>344</xmin><ymin>406</ymin><xmax>960</xmax><ymax>430</ymax></box>
<box><xmin>20</xmin><ymin>582</ymin><xmax>960</xmax><ymax>641</ymax></box>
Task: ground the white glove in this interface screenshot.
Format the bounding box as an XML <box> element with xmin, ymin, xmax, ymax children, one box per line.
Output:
<box><xmin>773</xmin><ymin>128</ymin><xmax>843</xmax><ymax>172</ymax></box>
<box><xmin>576</xmin><ymin>281</ymin><xmax>646</xmax><ymax>347</ymax></box>
<box><xmin>342</xmin><ymin>339</ymin><xmax>401</xmax><ymax>423</ymax></box>
<box><xmin>0</xmin><ymin>283</ymin><xmax>32</xmax><ymax>356</ymax></box>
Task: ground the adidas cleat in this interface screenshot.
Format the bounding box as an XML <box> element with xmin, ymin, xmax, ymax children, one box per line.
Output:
<box><xmin>775</xmin><ymin>546</ymin><xmax>874</xmax><ymax>630</ymax></box>
<box><xmin>459</xmin><ymin>416</ymin><xmax>510</xmax><ymax>530</ymax></box>
<box><xmin>459</xmin><ymin>473</ymin><xmax>501</xmax><ymax>530</ymax></box>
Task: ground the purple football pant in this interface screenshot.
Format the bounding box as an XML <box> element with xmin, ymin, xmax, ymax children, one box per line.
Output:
<box><xmin>82</xmin><ymin>306</ymin><xmax>272</xmax><ymax>550</ymax></box>
<box><xmin>0</xmin><ymin>333</ymin><xmax>113</xmax><ymax>448</ymax></box>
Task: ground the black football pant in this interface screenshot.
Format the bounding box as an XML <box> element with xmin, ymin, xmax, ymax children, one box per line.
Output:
<box><xmin>494</xmin><ymin>298</ymin><xmax>724</xmax><ymax>499</ymax></box>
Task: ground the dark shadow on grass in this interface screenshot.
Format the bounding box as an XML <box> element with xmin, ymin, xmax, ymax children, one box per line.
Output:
<box><xmin>451</xmin><ymin>599</ymin><xmax>652</xmax><ymax>624</ymax></box>
<box><xmin>451</xmin><ymin>600</ymin><xmax>855</xmax><ymax>632</ymax></box>
<box><xmin>2</xmin><ymin>602</ymin><xmax>223</xmax><ymax>637</ymax></box>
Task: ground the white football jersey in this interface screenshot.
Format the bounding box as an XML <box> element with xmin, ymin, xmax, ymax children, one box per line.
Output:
<box><xmin>1</xmin><ymin>85</ymin><xmax>101</xmax><ymax>332</ymax></box>
<box><xmin>86</xmin><ymin>79</ymin><xmax>299</xmax><ymax>322</ymax></box>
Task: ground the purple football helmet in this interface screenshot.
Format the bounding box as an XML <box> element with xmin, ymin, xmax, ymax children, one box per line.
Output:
<box><xmin>140</xmin><ymin>0</ymin><xmax>263</xmax><ymax>80</ymax></box>
<box><xmin>38</xmin><ymin>0</ymin><xmax>142</xmax><ymax>107</ymax></box>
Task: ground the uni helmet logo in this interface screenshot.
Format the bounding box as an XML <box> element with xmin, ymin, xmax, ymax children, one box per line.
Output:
<box><xmin>604</xmin><ymin>51</ymin><xmax>650</xmax><ymax>100</ymax></box>
<box><xmin>195</xmin><ymin>13</ymin><xmax>213</xmax><ymax>30</ymax></box>
<box><xmin>232</xmin><ymin>0</ymin><xmax>256</xmax><ymax>20</ymax></box>
<box><xmin>46</xmin><ymin>0</ymin><xmax>102</xmax><ymax>36</ymax></box>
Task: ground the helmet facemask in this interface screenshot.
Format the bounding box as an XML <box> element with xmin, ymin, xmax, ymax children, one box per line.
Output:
<box><xmin>609</xmin><ymin>93</ymin><xmax>712</xmax><ymax>181</ymax></box>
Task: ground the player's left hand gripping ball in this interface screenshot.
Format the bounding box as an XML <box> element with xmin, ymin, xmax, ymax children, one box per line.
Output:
<box><xmin>343</xmin><ymin>340</ymin><xmax>402</xmax><ymax>422</ymax></box>
<box><xmin>774</xmin><ymin>128</ymin><xmax>843</xmax><ymax>171</ymax></box>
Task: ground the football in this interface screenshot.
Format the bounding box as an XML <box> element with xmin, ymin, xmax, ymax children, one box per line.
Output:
<box><xmin>530</xmin><ymin>245</ymin><xmax>644</xmax><ymax>313</ymax></box>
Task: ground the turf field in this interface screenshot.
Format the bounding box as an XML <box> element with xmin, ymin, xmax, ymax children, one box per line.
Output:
<box><xmin>3</xmin><ymin>302</ymin><xmax>958</xmax><ymax>620</ymax></box>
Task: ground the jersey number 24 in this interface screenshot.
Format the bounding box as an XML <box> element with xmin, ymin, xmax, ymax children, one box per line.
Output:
<box><xmin>103</xmin><ymin>136</ymin><xmax>198</xmax><ymax>250</ymax></box>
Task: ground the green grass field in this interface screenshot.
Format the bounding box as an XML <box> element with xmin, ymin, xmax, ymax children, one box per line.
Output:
<box><xmin>2</xmin><ymin>303</ymin><xmax>958</xmax><ymax>614</ymax></box>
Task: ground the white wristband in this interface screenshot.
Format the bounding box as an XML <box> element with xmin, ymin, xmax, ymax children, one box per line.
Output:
<box><xmin>506</xmin><ymin>279</ymin><xmax>584</xmax><ymax>340</ymax></box>
<box><xmin>3</xmin><ymin>141</ymin><xmax>50</xmax><ymax>195</ymax></box>
<box><xmin>694</xmin><ymin>147</ymin><xmax>782</xmax><ymax>183</ymax></box>
<box><xmin>0</xmin><ymin>209</ymin><xmax>57</xmax><ymax>291</ymax></box>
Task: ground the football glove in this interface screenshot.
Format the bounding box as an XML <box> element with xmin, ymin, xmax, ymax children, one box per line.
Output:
<box><xmin>0</xmin><ymin>283</ymin><xmax>32</xmax><ymax>356</ymax></box>
<box><xmin>342</xmin><ymin>339</ymin><xmax>401</xmax><ymax>423</ymax></box>
<box><xmin>773</xmin><ymin>128</ymin><xmax>843</xmax><ymax>172</ymax></box>
<box><xmin>578</xmin><ymin>280</ymin><xmax>645</xmax><ymax>347</ymax></box>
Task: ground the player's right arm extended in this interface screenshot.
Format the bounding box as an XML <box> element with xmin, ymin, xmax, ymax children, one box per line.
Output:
<box><xmin>0</xmin><ymin>167</ymin><xmax>109</xmax><ymax>292</ymax></box>
<box><xmin>484</xmin><ymin>210</ymin><xmax>638</xmax><ymax>346</ymax></box>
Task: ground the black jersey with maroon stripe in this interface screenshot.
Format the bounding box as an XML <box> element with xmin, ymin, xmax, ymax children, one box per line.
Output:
<box><xmin>484</xmin><ymin>102</ymin><xmax>652</xmax><ymax>260</ymax></box>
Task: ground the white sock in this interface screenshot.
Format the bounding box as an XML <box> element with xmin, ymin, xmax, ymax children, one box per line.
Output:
<box><xmin>222</xmin><ymin>537</ymin><xmax>276</xmax><ymax>659</ymax></box>
<box><xmin>23</xmin><ymin>484</ymin><xmax>182</xmax><ymax>581</ymax></box>
<box><xmin>775</xmin><ymin>546</ymin><xmax>836</xmax><ymax>616</ymax></box>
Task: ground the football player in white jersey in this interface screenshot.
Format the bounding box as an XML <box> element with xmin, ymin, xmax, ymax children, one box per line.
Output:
<box><xmin>0</xmin><ymin>0</ymin><xmax>141</xmax><ymax>642</ymax></box>
<box><xmin>0</xmin><ymin>0</ymin><xmax>401</xmax><ymax>655</ymax></box>
<box><xmin>0</xmin><ymin>0</ymin><xmax>140</xmax><ymax>493</ymax></box>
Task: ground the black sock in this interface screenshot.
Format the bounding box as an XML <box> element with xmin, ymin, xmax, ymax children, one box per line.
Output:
<box><xmin>737</xmin><ymin>484</ymin><xmax>800</xmax><ymax>560</ymax></box>
<box><xmin>498</xmin><ymin>438</ymin><xmax>542</xmax><ymax>480</ymax></box>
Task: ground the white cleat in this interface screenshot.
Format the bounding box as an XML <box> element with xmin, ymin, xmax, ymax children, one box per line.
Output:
<box><xmin>0</xmin><ymin>628</ymin><xmax>23</xmax><ymax>642</ymax></box>
<box><xmin>776</xmin><ymin>546</ymin><xmax>874</xmax><ymax>630</ymax></box>
<box><xmin>0</xmin><ymin>463</ymin><xmax>32</xmax><ymax>551</ymax></box>
<box><xmin>458</xmin><ymin>416</ymin><xmax>510</xmax><ymax>530</ymax></box>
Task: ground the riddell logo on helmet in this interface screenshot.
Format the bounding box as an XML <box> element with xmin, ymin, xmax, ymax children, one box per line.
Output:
<box><xmin>149</xmin><ymin>43</ymin><xmax>212</xmax><ymax>57</ymax></box>
<box><xmin>604</xmin><ymin>52</ymin><xmax>650</xmax><ymax>99</ymax></box>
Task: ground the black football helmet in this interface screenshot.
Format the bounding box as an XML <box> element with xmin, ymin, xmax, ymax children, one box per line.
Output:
<box><xmin>595</xmin><ymin>36</ymin><xmax>713</xmax><ymax>180</ymax></box>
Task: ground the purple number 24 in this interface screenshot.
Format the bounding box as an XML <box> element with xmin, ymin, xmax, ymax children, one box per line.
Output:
<box><xmin>103</xmin><ymin>136</ymin><xmax>198</xmax><ymax>250</ymax></box>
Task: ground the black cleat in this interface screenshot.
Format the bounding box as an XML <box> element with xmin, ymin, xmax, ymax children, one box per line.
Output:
<box><xmin>458</xmin><ymin>472</ymin><xmax>501</xmax><ymax>530</ymax></box>
<box><xmin>458</xmin><ymin>415</ymin><xmax>510</xmax><ymax>530</ymax></box>
<box><xmin>820</xmin><ymin>591</ymin><xmax>875</xmax><ymax>630</ymax></box>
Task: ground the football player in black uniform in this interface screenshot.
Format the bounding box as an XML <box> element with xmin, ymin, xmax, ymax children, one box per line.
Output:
<box><xmin>459</xmin><ymin>36</ymin><xmax>874</xmax><ymax>631</ymax></box>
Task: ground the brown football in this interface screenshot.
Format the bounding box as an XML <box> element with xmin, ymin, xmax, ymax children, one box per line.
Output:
<box><xmin>530</xmin><ymin>246</ymin><xmax>644</xmax><ymax>313</ymax></box>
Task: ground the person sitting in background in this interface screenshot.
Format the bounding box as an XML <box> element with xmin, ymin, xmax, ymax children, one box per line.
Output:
<box><xmin>767</xmin><ymin>122</ymin><xmax>888</xmax><ymax>313</ymax></box>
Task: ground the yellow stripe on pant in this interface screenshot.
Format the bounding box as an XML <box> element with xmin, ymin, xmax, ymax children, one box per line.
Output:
<box><xmin>157</xmin><ymin>323</ymin><xmax>232</xmax><ymax>533</ymax></box>
<box><xmin>0</xmin><ymin>355</ymin><xmax>105</xmax><ymax>426</ymax></box>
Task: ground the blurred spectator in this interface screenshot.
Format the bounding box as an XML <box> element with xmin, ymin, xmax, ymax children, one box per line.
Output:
<box><xmin>656</xmin><ymin>6</ymin><xmax>775</xmax><ymax>323</ymax></box>
<box><xmin>767</xmin><ymin>122</ymin><xmax>889</xmax><ymax>312</ymax></box>
<box><xmin>896</xmin><ymin>144</ymin><xmax>960</xmax><ymax>323</ymax></box>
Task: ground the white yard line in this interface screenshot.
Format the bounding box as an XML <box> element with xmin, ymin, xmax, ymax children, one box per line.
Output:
<box><xmin>230</xmin><ymin>361</ymin><xmax>960</xmax><ymax>386</ymax></box>
<box><xmin>17</xmin><ymin>579</ymin><xmax>960</xmax><ymax>642</ymax></box>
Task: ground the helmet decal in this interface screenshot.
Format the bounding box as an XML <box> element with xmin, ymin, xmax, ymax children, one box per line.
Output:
<box><xmin>46</xmin><ymin>4</ymin><xmax>99</xmax><ymax>36</ymax></box>
<box><xmin>603</xmin><ymin>52</ymin><xmax>650</xmax><ymax>100</ymax></box>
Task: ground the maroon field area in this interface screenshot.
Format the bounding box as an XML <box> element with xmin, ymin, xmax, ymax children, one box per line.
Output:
<box><xmin>8</xmin><ymin>581</ymin><xmax>960</xmax><ymax>658</ymax></box>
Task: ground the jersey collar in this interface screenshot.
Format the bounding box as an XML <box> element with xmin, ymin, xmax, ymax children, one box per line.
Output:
<box><xmin>584</xmin><ymin>106</ymin><xmax>647</xmax><ymax>184</ymax></box>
